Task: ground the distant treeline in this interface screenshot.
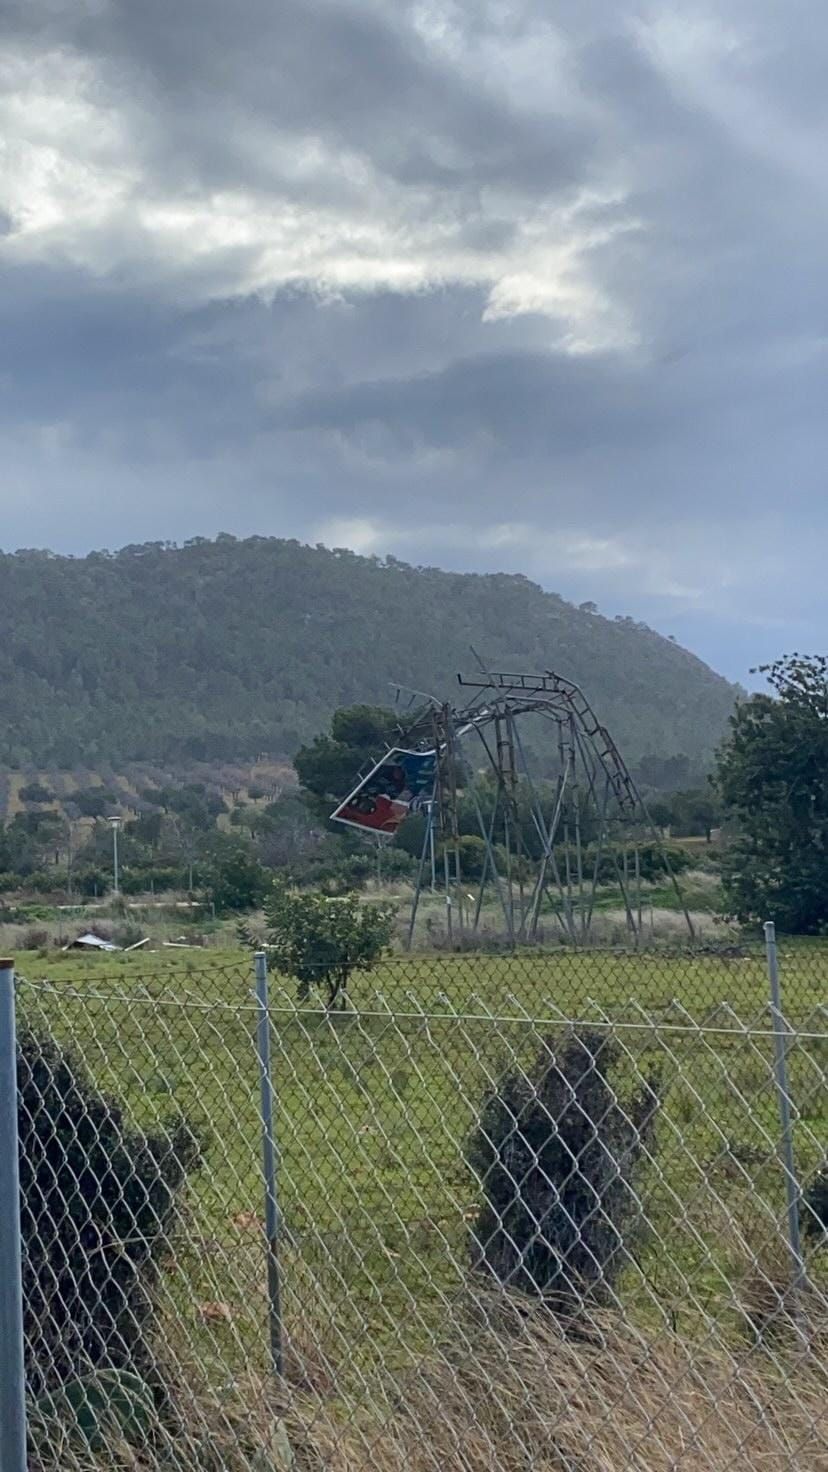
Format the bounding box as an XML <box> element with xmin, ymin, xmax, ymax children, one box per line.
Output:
<box><xmin>0</xmin><ymin>536</ymin><xmax>738</xmax><ymax>768</ymax></box>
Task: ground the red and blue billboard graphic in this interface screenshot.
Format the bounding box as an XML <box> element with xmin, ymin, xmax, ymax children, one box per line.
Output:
<box><xmin>331</xmin><ymin>748</ymin><xmax>437</xmax><ymax>835</ymax></box>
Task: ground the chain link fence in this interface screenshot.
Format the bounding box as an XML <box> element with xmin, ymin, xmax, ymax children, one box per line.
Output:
<box><xmin>1</xmin><ymin>934</ymin><xmax>826</xmax><ymax>1470</ymax></box>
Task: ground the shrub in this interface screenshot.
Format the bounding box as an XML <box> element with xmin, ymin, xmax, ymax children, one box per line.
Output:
<box><xmin>19</xmin><ymin>872</ymin><xmax>58</xmax><ymax>896</ymax></box>
<box><xmin>467</xmin><ymin>1031</ymin><xmax>659</xmax><ymax>1317</ymax></box>
<box><xmin>576</xmin><ymin>841</ymin><xmax>692</xmax><ymax>886</ymax></box>
<box><xmin>265</xmin><ymin>888</ymin><xmax>395</xmax><ymax>1007</ymax></box>
<box><xmin>18</xmin><ymin>1031</ymin><xmax>201</xmax><ymax>1397</ymax></box>
<box><xmin>20</xmin><ymin>926</ymin><xmax>50</xmax><ymax>951</ymax></box>
<box><xmin>202</xmin><ymin>841</ymin><xmax>269</xmax><ymax>914</ymax></box>
<box><xmin>73</xmin><ymin>789</ymin><xmax>117</xmax><ymax>819</ymax></box>
<box><xmin>19</xmin><ymin>782</ymin><xmax>54</xmax><ymax>805</ymax></box>
<box><xmin>120</xmin><ymin>866</ymin><xmax>183</xmax><ymax>896</ymax></box>
<box><xmin>73</xmin><ymin>867</ymin><xmax>109</xmax><ymax>898</ymax></box>
<box><xmin>801</xmin><ymin>1163</ymin><xmax>828</xmax><ymax>1242</ymax></box>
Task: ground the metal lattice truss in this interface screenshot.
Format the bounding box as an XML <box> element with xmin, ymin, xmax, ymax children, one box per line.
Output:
<box><xmin>392</xmin><ymin>669</ymin><xmax>694</xmax><ymax>947</ymax></box>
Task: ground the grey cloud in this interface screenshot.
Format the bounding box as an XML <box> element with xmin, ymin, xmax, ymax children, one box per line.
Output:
<box><xmin>8</xmin><ymin>0</ymin><xmax>590</xmax><ymax>203</ymax></box>
<box><xmin>1</xmin><ymin>0</ymin><xmax>827</xmax><ymax>685</ymax></box>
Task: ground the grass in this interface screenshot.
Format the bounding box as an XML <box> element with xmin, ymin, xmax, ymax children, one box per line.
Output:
<box><xmin>29</xmin><ymin>1299</ymin><xmax>828</xmax><ymax>1471</ymax></box>
<box><xmin>14</xmin><ymin>943</ymin><xmax>828</xmax><ymax>1461</ymax></box>
<box><xmin>399</xmin><ymin>867</ymin><xmax>732</xmax><ymax>950</ymax></box>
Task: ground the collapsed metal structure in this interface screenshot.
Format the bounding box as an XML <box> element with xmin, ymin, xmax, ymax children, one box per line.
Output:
<box><xmin>388</xmin><ymin>668</ymin><xmax>694</xmax><ymax>948</ymax></box>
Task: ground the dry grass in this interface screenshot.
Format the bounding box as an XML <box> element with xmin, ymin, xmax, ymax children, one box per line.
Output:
<box><xmin>30</xmin><ymin>1296</ymin><xmax>828</xmax><ymax>1472</ymax></box>
<box><xmin>736</xmin><ymin>1225</ymin><xmax>828</xmax><ymax>1351</ymax></box>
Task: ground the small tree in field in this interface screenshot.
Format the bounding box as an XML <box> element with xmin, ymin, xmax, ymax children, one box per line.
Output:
<box><xmin>265</xmin><ymin>888</ymin><xmax>395</xmax><ymax>1007</ymax></box>
<box><xmin>202</xmin><ymin>838</ymin><xmax>269</xmax><ymax>914</ymax></box>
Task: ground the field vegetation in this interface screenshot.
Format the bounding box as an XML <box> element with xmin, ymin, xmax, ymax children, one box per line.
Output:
<box><xmin>10</xmin><ymin>656</ymin><xmax>828</xmax><ymax>1465</ymax></box>
<box><xmin>18</xmin><ymin>944</ymin><xmax>827</xmax><ymax>1366</ymax></box>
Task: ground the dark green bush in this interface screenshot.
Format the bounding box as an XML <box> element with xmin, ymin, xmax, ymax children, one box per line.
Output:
<box><xmin>467</xmin><ymin>1032</ymin><xmax>659</xmax><ymax>1317</ymax></box>
<box><xmin>801</xmin><ymin>1164</ymin><xmax>828</xmax><ymax>1242</ymax></box>
<box><xmin>17</xmin><ymin>1031</ymin><xmax>201</xmax><ymax>1396</ymax></box>
<box><xmin>120</xmin><ymin>866</ymin><xmax>184</xmax><ymax>896</ymax></box>
<box><xmin>19</xmin><ymin>783</ymin><xmax>55</xmax><ymax>805</ymax></box>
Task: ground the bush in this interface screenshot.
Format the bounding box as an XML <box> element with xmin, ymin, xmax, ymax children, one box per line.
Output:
<box><xmin>19</xmin><ymin>782</ymin><xmax>54</xmax><ymax>805</ymax></box>
<box><xmin>73</xmin><ymin>867</ymin><xmax>109</xmax><ymax>899</ymax></box>
<box><xmin>25</xmin><ymin>871</ymin><xmax>60</xmax><ymax>896</ymax></box>
<box><xmin>801</xmin><ymin>1164</ymin><xmax>828</xmax><ymax>1242</ymax></box>
<box><xmin>18</xmin><ymin>1031</ymin><xmax>201</xmax><ymax>1397</ymax></box>
<box><xmin>301</xmin><ymin>851</ymin><xmax>376</xmax><ymax>893</ymax></box>
<box><xmin>73</xmin><ymin>789</ymin><xmax>117</xmax><ymax>819</ymax></box>
<box><xmin>576</xmin><ymin>842</ymin><xmax>692</xmax><ymax>886</ymax></box>
<box><xmin>120</xmin><ymin>866</ymin><xmax>185</xmax><ymax>896</ymax></box>
<box><xmin>265</xmin><ymin>888</ymin><xmax>395</xmax><ymax>1007</ymax></box>
<box><xmin>467</xmin><ymin>1032</ymin><xmax>659</xmax><ymax>1317</ymax></box>
<box><xmin>20</xmin><ymin>926</ymin><xmax>50</xmax><ymax>951</ymax></box>
<box><xmin>202</xmin><ymin>842</ymin><xmax>269</xmax><ymax>914</ymax></box>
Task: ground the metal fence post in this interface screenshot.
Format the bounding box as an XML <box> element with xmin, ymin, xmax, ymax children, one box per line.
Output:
<box><xmin>0</xmin><ymin>959</ymin><xmax>27</xmax><ymax>1472</ymax></box>
<box><xmin>255</xmin><ymin>952</ymin><xmax>283</xmax><ymax>1377</ymax></box>
<box><xmin>763</xmin><ymin>921</ymin><xmax>807</xmax><ymax>1338</ymax></box>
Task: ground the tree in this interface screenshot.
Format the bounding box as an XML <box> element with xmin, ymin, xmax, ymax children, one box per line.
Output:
<box><xmin>294</xmin><ymin>704</ymin><xmax>399</xmax><ymax>805</ymax></box>
<box><xmin>453</xmin><ymin>834</ymin><xmax>488</xmax><ymax>880</ymax></box>
<box><xmin>670</xmin><ymin>787</ymin><xmax>722</xmax><ymax>842</ymax></box>
<box><xmin>0</xmin><ymin>810</ymin><xmax>64</xmax><ymax>876</ymax></box>
<box><xmin>264</xmin><ymin>888</ymin><xmax>395</xmax><ymax>1007</ymax></box>
<box><xmin>0</xmin><ymin>537</ymin><xmax>737</xmax><ymax>769</ymax></box>
<box><xmin>74</xmin><ymin>788</ymin><xmax>117</xmax><ymax>819</ymax></box>
<box><xmin>715</xmin><ymin>654</ymin><xmax>828</xmax><ymax>932</ymax></box>
<box><xmin>256</xmin><ymin>790</ymin><xmax>326</xmax><ymax>871</ymax></box>
<box><xmin>202</xmin><ymin>839</ymin><xmax>269</xmax><ymax>914</ymax></box>
<box><xmin>647</xmin><ymin>797</ymin><xmax>673</xmax><ymax>833</ymax></box>
<box><xmin>127</xmin><ymin>810</ymin><xmax>164</xmax><ymax>850</ymax></box>
<box><xmin>633</xmin><ymin>753</ymin><xmax>693</xmax><ymax>792</ymax></box>
<box><xmin>19</xmin><ymin>781</ymin><xmax>54</xmax><ymax>805</ymax></box>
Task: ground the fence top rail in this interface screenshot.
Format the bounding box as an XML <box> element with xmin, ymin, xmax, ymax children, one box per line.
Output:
<box><xmin>13</xmin><ymin>940</ymin><xmax>814</xmax><ymax>967</ymax></box>
<box><xmin>12</xmin><ymin>975</ymin><xmax>827</xmax><ymax>1040</ymax></box>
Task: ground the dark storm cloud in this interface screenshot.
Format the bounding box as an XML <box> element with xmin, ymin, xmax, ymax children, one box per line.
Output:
<box><xmin>0</xmin><ymin>0</ymin><xmax>827</xmax><ymax>681</ymax></box>
<box><xmin>7</xmin><ymin>0</ymin><xmax>589</xmax><ymax>204</ymax></box>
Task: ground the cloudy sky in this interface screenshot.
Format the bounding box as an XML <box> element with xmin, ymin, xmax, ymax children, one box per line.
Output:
<box><xmin>1</xmin><ymin>0</ymin><xmax>825</xmax><ymax>683</ymax></box>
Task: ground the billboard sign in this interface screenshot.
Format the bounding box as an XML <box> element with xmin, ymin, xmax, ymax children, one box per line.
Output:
<box><xmin>331</xmin><ymin>747</ymin><xmax>437</xmax><ymax>836</ymax></box>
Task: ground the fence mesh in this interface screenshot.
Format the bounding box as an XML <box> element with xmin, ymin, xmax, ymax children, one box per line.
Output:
<box><xmin>10</xmin><ymin>943</ymin><xmax>828</xmax><ymax>1470</ymax></box>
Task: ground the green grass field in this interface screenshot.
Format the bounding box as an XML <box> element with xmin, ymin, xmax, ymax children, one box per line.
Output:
<box><xmin>13</xmin><ymin>944</ymin><xmax>828</xmax><ymax>1396</ymax></box>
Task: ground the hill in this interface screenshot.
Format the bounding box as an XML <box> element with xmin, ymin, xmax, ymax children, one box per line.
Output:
<box><xmin>0</xmin><ymin>536</ymin><xmax>738</xmax><ymax>770</ymax></box>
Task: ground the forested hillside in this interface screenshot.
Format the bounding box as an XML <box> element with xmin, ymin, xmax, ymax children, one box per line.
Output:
<box><xmin>0</xmin><ymin>536</ymin><xmax>738</xmax><ymax>769</ymax></box>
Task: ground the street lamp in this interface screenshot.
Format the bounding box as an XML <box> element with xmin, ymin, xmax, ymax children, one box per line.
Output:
<box><xmin>66</xmin><ymin>820</ymin><xmax>75</xmax><ymax>903</ymax></box>
<box><xmin>107</xmin><ymin>816</ymin><xmax>122</xmax><ymax>896</ymax></box>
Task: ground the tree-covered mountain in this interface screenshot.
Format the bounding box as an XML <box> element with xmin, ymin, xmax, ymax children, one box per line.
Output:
<box><xmin>0</xmin><ymin>536</ymin><xmax>739</xmax><ymax>769</ymax></box>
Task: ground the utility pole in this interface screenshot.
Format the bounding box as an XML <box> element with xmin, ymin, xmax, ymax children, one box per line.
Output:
<box><xmin>107</xmin><ymin>815</ymin><xmax>122</xmax><ymax>896</ymax></box>
<box><xmin>66</xmin><ymin>821</ymin><xmax>74</xmax><ymax>903</ymax></box>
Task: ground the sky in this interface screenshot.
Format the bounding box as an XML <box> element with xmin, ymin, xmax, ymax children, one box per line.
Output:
<box><xmin>1</xmin><ymin>1</ymin><xmax>826</xmax><ymax>687</ymax></box>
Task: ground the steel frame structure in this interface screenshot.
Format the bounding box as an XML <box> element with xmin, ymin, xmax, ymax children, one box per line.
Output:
<box><xmin>395</xmin><ymin>669</ymin><xmax>694</xmax><ymax>948</ymax></box>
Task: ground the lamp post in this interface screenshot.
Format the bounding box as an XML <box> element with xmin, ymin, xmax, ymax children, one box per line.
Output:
<box><xmin>66</xmin><ymin>820</ymin><xmax>74</xmax><ymax>903</ymax></box>
<box><xmin>107</xmin><ymin>815</ymin><xmax>122</xmax><ymax>896</ymax></box>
